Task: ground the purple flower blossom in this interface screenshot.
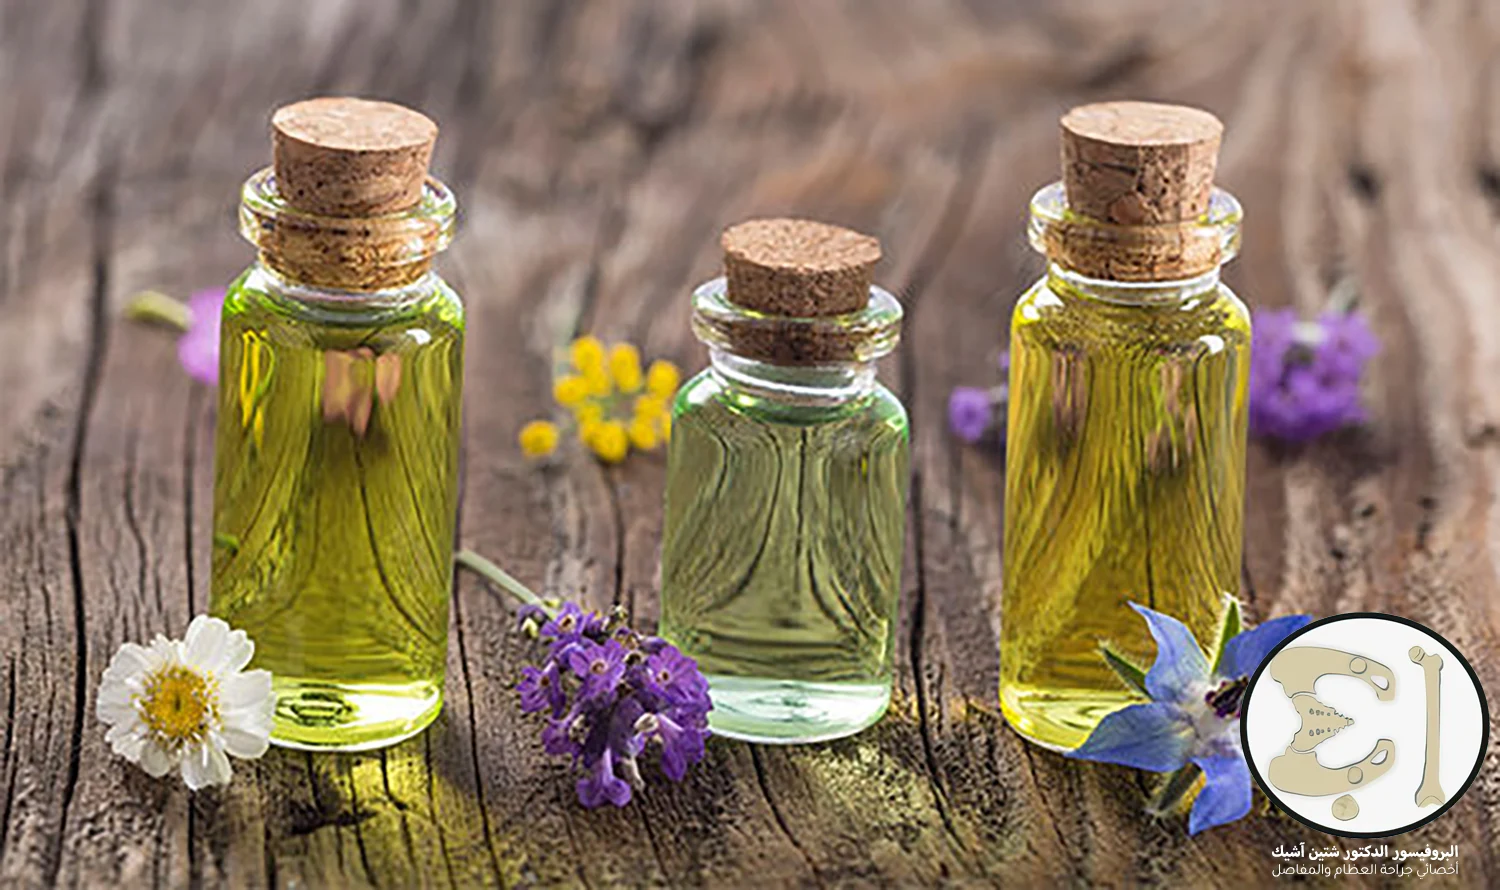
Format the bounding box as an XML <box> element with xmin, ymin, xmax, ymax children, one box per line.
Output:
<box><xmin>517</xmin><ymin>603</ymin><xmax>712</xmax><ymax>808</ymax></box>
<box><xmin>569</xmin><ymin>639</ymin><xmax>628</xmax><ymax>705</ymax></box>
<box><xmin>177</xmin><ymin>288</ymin><xmax>225</xmax><ymax>386</ymax></box>
<box><xmin>517</xmin><ymin>661</ymin><xmax>566</xmax><ymax>717</ymax></box>
<box><xmin>949</xmin><ymin>350</ymin><xmax>1010</xmax><ymax>445</ymax></box>
<box><xmin>640</xmin><ymin>646</ymin><xmax>710</xmax><ymax>708</ymax></box>
<box><xmin>638</xmin><ymin>709</ymin><xmax>710</xmax><ymax>782</ymax></box>
<box><xmin>1069</xmin><ymin>603</ymin><xmax>1311</xmax><ymax>834</ymax></box>
<box><xmin>1249</xmin><ymin>309</ymin><xmax>1377</xmax><ymax>442</ymax></box>
<box><xmin>948</xmin><ymin>386</ymin><xmax>994</xmax><ymax>443</ymax></box>
<box><xmin>577</xmin><ymin>748</ymin><xmax>634</xmax><ymax>808</ymax></box>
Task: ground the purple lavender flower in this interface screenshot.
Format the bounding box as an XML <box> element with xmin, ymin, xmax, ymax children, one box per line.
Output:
<box><xmin>569</xmin><ymin>639</ymin><xmax>629</xmax><ymax>705</ymax></box>
<box><xmin>517</xmin><ymin>661</ymin><xmax>566</xmax><ymax>717</ymax></box>
<box><xmin>518</xmin><ymin>602</ymin><xmax>712</xmax><ymax>808</ymax></box>
<box><xmin>949</xmin><ymin>350</ymin><xmax>1010</xmax><ymax>445</ymax></box>
<box><xmin>637</xmin><ymin>709</ymin><xmax>710</xmax><ymax>781</ymax></box>
<box><xmin>948</xmin><ymin>386</ymin><xmax>994</xmax><ymax>443</ymax></box>
<box><xmin>177</xmin><ymin>288</ymin><xmax>225</xmax><ymax>386</ymax></box>
<box><xmin>577</xmin><ymin>748</ymin><xmax>634</xmax><ymax>808</ymax></box>
<box><xmin>1249</xmin><ymin>309</ymin><xmax>1377</xmax><ymax>442</ymax></box>
<box><xmin>640</xmin><ymin>646</ymin><xmax>710</xmax><ymax>708</ymax></box>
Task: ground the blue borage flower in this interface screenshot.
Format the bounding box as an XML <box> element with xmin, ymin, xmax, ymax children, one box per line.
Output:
<box><xmin>458</xmin><ymin>551</ymin><xmax>713</xmax><ymax>808</ymax></box>
<box><xmin>1067</xmin><ymin>599</ymin><xmax>1311</xmax><ymax>834</ymax></box>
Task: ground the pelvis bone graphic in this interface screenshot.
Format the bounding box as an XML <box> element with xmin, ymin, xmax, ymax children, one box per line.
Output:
<box><xmin>1265</xmin><ymin>647</ymin><xmax>1396</xmax><ymax>796</ymax></box>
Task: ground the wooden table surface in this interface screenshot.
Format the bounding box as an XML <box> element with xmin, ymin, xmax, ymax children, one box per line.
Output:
<box><xmin>3</xmin><ymin>0</ymin><xmax>1499</xmax><ymax>886</ymax></box>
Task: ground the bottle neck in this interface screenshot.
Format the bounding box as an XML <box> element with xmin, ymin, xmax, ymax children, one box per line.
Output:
<box><xmin>243</xmin><ymin>261</ymin><xmax>442</xmax><ymax>324</ymax></box>
<box><xmin>239</xmin><ymin>167</ymin><xmax>455</xmax><ymax>293</ymax></box>
<box><xmin>1045</xmin><ymin>262</ymin><xmax>1222</xmax><ymax>307</ymax></box>
<box><xmin>257</xmin><ymin>251</ymin><xmax>435</xmax><ymax>291</ymax></box>
<box><xmin>708</xmin><ymin>349</ymin><xmax>877</xmax><ymax>406</ymax></box>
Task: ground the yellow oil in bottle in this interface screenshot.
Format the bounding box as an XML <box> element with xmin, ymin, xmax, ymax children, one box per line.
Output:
<box><xmin>999</xmin><ymin>272</ymin><xmax>1249</xmax><ymax>750</ymax></box>
<box><xmin>209</xmin><ymin>267</ymin><xmax>464</xmax><ymax>751</ymax></box>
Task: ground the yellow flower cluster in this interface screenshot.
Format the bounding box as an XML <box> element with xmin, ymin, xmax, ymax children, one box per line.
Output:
<box><xmin>518</xmin><ymin>335</ymin><xmax>682</xmax><ymax>464</ymax></box>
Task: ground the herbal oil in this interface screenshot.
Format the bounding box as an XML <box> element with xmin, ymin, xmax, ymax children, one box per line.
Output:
<box><xmin>209</xmin><ymin>98</ymin><xmax>464</xmax><ymax>751</ymax></box>
<box><xmin>1000</xmin><ymin>273</ymin><xmax>1249</xmax><ymax>748</ymax></box>
<box><xmin>660</xmin><ymin>365</ymin><xmax>908</xmax><ymax>742</ymax></box>
<box><xmin>1000</xmin><ymin>102</ymin><xmax>1249</xmax><ymax>750</ymax></box>
<box><xmin>658</xmin><ymin>220</ymin><xmax>908</xmax><ymax>744</ymax></box>
<box><xmin>212</xmin><ymin>269</ymin><xmax>463</xmax><ymax>750</ymax></box>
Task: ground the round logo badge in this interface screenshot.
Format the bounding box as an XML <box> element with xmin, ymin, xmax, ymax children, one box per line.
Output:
<box><xmin>1240</xmin><ymin>613</ymin><xmax>1489</xmax><ymax>837</ymax></box>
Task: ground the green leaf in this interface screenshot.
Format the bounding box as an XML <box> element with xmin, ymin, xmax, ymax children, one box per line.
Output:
<box><xmin>1099</xmin><ymin>643</ymin><xmax>1149</xmax><ymax>697</ymax></box>
<box><xmin>1211</xmin><ymin>593</ymin><xmax>1242</xmax><ymax>674</ymax></box>
<box><xmin>1147</xmin><ymin>763</ymin><xmax>1203</xmax><ymax>816</ymax></box>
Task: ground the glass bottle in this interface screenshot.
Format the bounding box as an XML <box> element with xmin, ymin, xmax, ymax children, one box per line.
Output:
<box><xmin>1000</xmin><ymin>102</ymin><xmax>1249</xmax><ymax>750</ymax></box>
<box><xmin>209</xmin><ymin>98</ymin><xmax>463</xmax><ymax>751</ymax></box>
<box><xmin>659</xmin><ymin>218</ymin><xmax>909</xmax><ymax>744</ymax></box>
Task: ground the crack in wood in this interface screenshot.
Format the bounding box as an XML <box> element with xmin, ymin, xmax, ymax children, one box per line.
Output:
<box><xmin>749</xmin><ymin>747</ymin><xmax>823</xmax><ymax>886</ymax></box>
<box><xmin>49</xmin><ymin>158</ymin><xmax>115</xmax><ymax>887</ymax></box>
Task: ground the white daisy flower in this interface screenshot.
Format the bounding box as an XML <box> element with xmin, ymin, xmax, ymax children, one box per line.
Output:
<box><xmin>96</xmin><ymin>615</ymin><xmax>275</xmax><ymax>790</ymax></box>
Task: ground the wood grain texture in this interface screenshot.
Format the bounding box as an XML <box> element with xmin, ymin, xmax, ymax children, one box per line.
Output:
<box><xmin>1</xmin><ymin>0</ymin><xmax>1497</xmax><ymax>886</ymax></box>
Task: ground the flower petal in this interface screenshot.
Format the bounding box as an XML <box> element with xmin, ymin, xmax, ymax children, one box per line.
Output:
<box><xmin>96</xmin><ymin>693</ymin><xmax>138</xmax><ymax>727</ymax></box>
<box><xmin>107</xmin><ymin>723</ymin><xmax>147</xmax><ymax>761</ymax></box>
<box><xmin>182</xmin><ymin>741</ymin><xmax>233</xmax><ymax>790</ymax></box>
<box><xmin>183</xmin><ymin>615</ymin><xmax>232</xmax><ymax>672</ymax></box>
<box><xmin>222</xmin><ymin>670</ymin><xmax>273</xmax><ymax>711</ymax></box>
<box><xmin>101</xmin><ymin>641</ymin><xmax>156</xmax><ymax>684</ymax></box>
<box><xmin>217</xmin><ymin>628</ymin><xmax>255</xmax><ymax>675</ymax></box>
<box><xmin>221</xmin><ymin>722</ymin><xmax>271</xmax><ymax>760</ymax></box>
<box><xmin>1130</xmin><ymin>603</ymin><xmax>1209</xmax><ymax>704</ymax></box>
<box><xmin>1189</xmin><ymin>745</ymin><xmax>1254</xmax><ymax>835</ymax></box>
<box><xmin>1066</xmin><ymin>702</ymin><xmax>1193</xmax><ymax>772</ymax></box>
<box><xmin>138</xmin><ymin>740</ymin><xmax>177</xmax><ymax>778</ymax></box>
<box><xmin>178</xmin><ymin>289</ymin><xmax>225</xmax><ymax>386</ymax></box>
<box><xmin>1217</xmin><ymin>614</ymin><xmax>1312</xmax><ymax>680</ymax></box>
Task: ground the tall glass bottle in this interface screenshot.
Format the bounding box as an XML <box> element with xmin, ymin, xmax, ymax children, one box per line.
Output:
<box><xmin>1000</xmin><ymin>102</ymin><xmax>1249</xmax><ymax>750</ymax></box>
<box><xmin>659</xmin><ymin>218</ymin><xmax>909</xmax><ymax>744</ymax></box>
<box><xmin>209</xmin><ymin>98</ymin><xmax>464</xmax><ymax>751</ymax></box>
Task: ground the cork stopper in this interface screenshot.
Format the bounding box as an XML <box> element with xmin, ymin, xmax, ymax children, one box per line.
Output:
<box><xmin>1060</xmin><ymin>101</ymin><xmax>1222</xmax><ymax>225</ymax></box>
<box><xmin>722</xmin><ymin>218</ymin><xmax>881</xmax><ymax>317</ymax></box>
<box><xmin>1041</xmin><ymin>102</ymin><xmax>1230</xmax><ymax>280</ymax></box>
<box><xmin>272</xmin><ymin>97</ymin><xmax>437</xmax><ymax>217</ymax></box>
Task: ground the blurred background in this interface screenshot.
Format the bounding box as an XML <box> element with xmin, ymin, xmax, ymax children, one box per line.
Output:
<box><xmin>6</xmin><ymin>0</ymin><xmax>1494</xmax><ymax>612</ymax></box>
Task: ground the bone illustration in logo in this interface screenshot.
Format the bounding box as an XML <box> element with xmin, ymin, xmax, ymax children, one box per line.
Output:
<box><xmin>1288</xmin><ymin>692</ymin><xmax>1353</xmax><ymax>752</ymax></box>
<box><xmin>1411</xmin><ymin>647</ymin><xmax>1445</xmax><ymax>808</ymax></box>
<box><xmin>1265</xmin><ymin>647</ymin><xmax>1396</xmax><ymax>797</ymax></box>
<box><xmin>1269</xmin><ymin>646</ymin><xmax>1396</xmax><ymax>701</ymax></box>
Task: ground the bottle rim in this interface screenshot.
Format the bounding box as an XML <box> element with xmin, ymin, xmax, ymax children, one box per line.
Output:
<box><xmin>1027</xmin><ymin>181</ymin><xmax>1242</xmax><ymax>281</ymax></box>
<box><xmin>238</xmin><ymin>167</ymin><xmax>457</xmax><ymax>290</ymax></box>
<box><xmin>690</xmin><ymin>276</ymin><xmax>903</xmax><ymax>366</ymax></box>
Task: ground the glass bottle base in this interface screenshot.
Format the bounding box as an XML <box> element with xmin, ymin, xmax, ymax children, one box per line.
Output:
<box><xmin>1000</xmin><ymin>684</ymin><xmax>1140</xmax><ymax>752</ymax></box>
<box><xmin>268</xmin><ymin>678</ymin><xmax>442</xmax><ymax>752</ymax></box>
<box><xmin>704</xmin><ymin>675</ymin><xmax>891</xmax><ymax>744</ymax></box>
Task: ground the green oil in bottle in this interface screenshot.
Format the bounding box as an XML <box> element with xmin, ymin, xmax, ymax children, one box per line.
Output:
<box><xmin>209</xmin><ymin>98</ymin><xmax>464</xmax><ymax>751</ymax></box>
<box><xmin>659</xmin><ymin>368</ymin><xmax>909</xmax><ymax>742</ymax></box>
<box><xmin>658</xmin><ymin>219</ymin><xmax>909</xmax><ymax>744</ymax></box>
<box><xmin>211</xmin><ymin>269</ymin><xmax>463</xmax><ymax>751</ymax></box>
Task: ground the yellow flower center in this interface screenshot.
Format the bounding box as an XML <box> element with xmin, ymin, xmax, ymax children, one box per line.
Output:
<box><xmin>138</xmin><ymin>665</ymin><xmax>218</xmax><ymax>746</ymax></box>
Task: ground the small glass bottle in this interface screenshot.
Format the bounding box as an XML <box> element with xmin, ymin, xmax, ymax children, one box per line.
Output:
<box><xmin>209</xmin><ymin>98</ymin><xmax>464</xmax><ymax>751</ymax></box>
<box><xmin>659</xmin><ymin>219</ymin><xmax>909</xmax><ymax>744</ymax></box>
<box><xmin>1000</xmin><ymin>102</ymin><xmax>1249</xmax><ymax>750</ymax></box>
